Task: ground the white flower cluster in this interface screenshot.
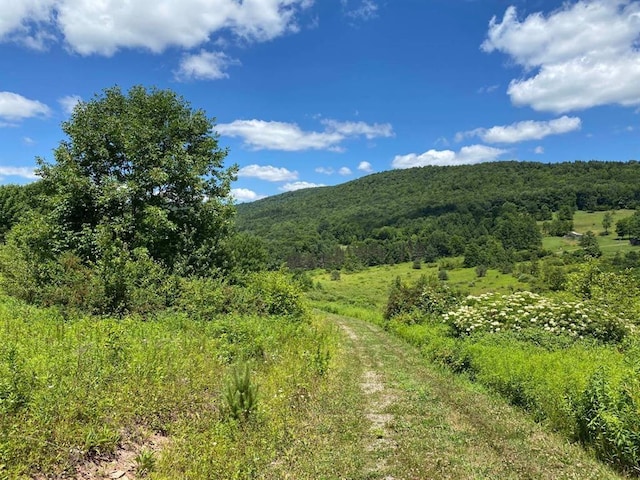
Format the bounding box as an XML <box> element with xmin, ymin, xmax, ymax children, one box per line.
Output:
<box><xmin>444</xmin><ymin>291</ymin><xmax>628</xmax><ymax>341</ymax></box>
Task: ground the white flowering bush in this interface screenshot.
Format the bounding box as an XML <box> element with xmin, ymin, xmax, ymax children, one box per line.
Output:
<box><xmin>445</xmin><ymin>291</ymin><xmax>629</xmax><ymax>342</ymax></box>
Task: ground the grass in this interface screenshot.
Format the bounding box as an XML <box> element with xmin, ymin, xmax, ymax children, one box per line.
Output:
<box><xmin>542</xmin><ymin>209</ymin><xmax>638</xmax><ymax>257</ymax></box>
<box><xmin>323</xmin><ymin>313</ymin><xmax>622</xmax><ymax>479</ymax></box>
<box><xmin>309</xmin><ymin>261</ymin><xmax>529</xmax><ymax>312</ymax></box>
<box><xmin>311</xmin><ymin>257</ymin><xmax>640</xmax><ymax>475</ymax></box>
<box><xmin>0</xmin><ymin>293</ymin><xmax>338</xmax><ymax>479</ymax></box>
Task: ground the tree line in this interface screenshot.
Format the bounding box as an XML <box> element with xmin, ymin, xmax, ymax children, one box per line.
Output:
<box><xmin>236</xmin><ymin>161</ymin><xmax>640</xmax><ymax>270</ymax></box>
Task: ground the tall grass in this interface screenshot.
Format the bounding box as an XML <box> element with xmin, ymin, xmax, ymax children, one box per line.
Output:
<box><xmin>0</xmin><ymin>293</ymin><xmax>336</xmax><ymax>478</ymax></box>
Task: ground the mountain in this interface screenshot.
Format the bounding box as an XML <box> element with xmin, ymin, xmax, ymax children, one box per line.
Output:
<box><xmin>236</xmin><ymin>161</ymin><xmax>640</xmax><ymax>269</ymax></box>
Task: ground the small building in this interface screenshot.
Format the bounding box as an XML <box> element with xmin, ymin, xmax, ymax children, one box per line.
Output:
<box><xmin>564</xmin><ymin>231</ymin><xmax>583</xmax><ymax>240</ymax></box>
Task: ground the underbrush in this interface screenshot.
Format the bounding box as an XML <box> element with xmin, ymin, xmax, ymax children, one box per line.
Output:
<box><xmin>358</xmin><ymin>264</ymin><xmax>640</xmax><ymax>475</ymax></box>
<box><xmin>384</xmin><ymin>311</ymin><xmax>640</xmax><ymax>474</ymax></box>
<box><xmin>0</xmin><ymin>293</ymin><xmax>335</xmax><ymax>478</ymax></box>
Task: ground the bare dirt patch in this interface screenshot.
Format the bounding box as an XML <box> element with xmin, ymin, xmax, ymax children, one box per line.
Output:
<box><xmin>74</xmin><ymin>430</ymin><xmax>168</xmax><ymax>480</ymax></box>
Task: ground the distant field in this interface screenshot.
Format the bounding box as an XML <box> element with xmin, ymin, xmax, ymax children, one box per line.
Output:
<box><xmin>542</xmin><ymin>209</ymin><xmax>637</xmax><ymax>257</ymax></box>
<box><xmin>311</xmin><ymin>261</ymin><xmax>528</xmax><ymax>310</ymax></box>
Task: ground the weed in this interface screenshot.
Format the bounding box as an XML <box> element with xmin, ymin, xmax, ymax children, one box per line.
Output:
<box><xmin>135</xmin><ymin>448</ymin><xmax>156</xmax><ymax>477</ymax></box>
<box><xmin>82</xmin><ymin>426</ymin><xmax>120</xmax><ymax>458</ymax></box>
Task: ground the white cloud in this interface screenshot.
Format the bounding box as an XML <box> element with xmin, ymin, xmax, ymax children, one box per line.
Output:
<box><xmin>482</xmin><ymin>1</ymin><xmax>640</xmax><ymax>112</ymax></box>
<box><xmin>357</xmin><ymin>161</ymin><xmax>373</xmax><ymax>172</ymax></box>
<box><xmin>0</xmin><ymin>0</ymin><xmax>312</xmax><ymax>55</ymax></box>
<box><xmin>279</xmin><ymin>181</ymin><xmax>325</xmax><ymax>192</ymax></box>
<box><xmin>218</xmin><ymin>120</ymin><xmax>344</xmax><ymax>151</ymax></box>
<box><xmin>23</xmin><ymin>136</ymin><xmax>35</xmax><ymax>145</ymax></box>
<box><xmin>0</xmin><ymin>1</ymin><xmax>57</xmax><ymax>47</ymax></box>
<box><xmin>342</xmin><ymin>0</ymin><xmax>379</xmax><ymax>21</ymax></box>
<box><xmin>175</xmin><ymin>50</ymin><xmax>240</xmax><ymax>81</ymax></box>
<box><xmin>231</xmin><ymin>188</ymin><xmax>265</xmax><ymax>203</ymax></box>
<box><xmin>238</xmin><ymin>164</ymin><xmax>298</xmax><ymax>182</ymax></box>
<box><xmin>0</xmin><ymin>91</ymin><xmax>50</xmax><ymax>123</ymax></box>
<box><xmin>534</xmin><ymin>146</ymin><xmax>544</xmax><ymax>154</ymax></box>
<box><xmin>321</xmin><ymin>119</ymin><xmax>394</xmax><ymax>139</ymax></box>
<box><xmin>58</xmin><ymin>94</ymin><xmax>81</xmax><ymax>115</ymax></box>
<box><xmin>338</xmin><ymin>167</ymin><xmax>352</xmax><ymax>175</ymax></box>
<box><xmin>0</xmin><ymin>166</ymin><xmax>38</xmax><ymax>179</ymax></box>
<box><xmin>392</xmin><ymin>145</ymin><xmax>507</xmax><ymax>169</ymax></box>
<box><xmin>315</xmin><ymin>167</ymin><xmax>335</xmax><ymax>175</ymax></box>
<box><xmin>458</xmin><ymin>116</ymin><xmax>581</xmax><ymax>144</ymax></box>
<box><xmin>217</xmin><ymin>117</ymin><xmax>393</xmax><ymax>151</ymax></box>
<box><xmin>477</xmin><ymin>84</ymin><xmax>500</xmax><ymax>94</ymax></box>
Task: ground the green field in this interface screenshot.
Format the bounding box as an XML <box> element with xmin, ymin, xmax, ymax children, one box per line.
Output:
<box><xmin>310</xmin><ymin>261</ymin><xmax>530</xmax><ymax>312</ymax></box>
<box><xmin>542</xmin><ymin>209</ymin><xmax>637</xmax><ymax>257</ymax></box>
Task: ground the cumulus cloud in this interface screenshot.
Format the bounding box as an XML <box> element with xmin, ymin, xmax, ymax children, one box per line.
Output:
<box><xmin>217</xmin><ymin>117</ymin><xmax>393</xmax><ymax>151</ymax></box>
<box><xmin>218</xmin><ymin>120</ymin><xmax>344</xmax><ymax>151</ymax></box>
<box><xmin>0</xmin><ymin>166</ymin><xmax>38</xmax><ymax>179</ymax></box>
<box><xmin>238</xmin><ymin>164</ymin><xmax>298</xmax><ymax>182</ymax></box>
<box><xmin>315</xmin><ymin>167</ymin><xmax>335</xmax><ymax>175</ymax></box>
<box><xmin>392</xmin><ymin>145</ymin><xmax>507</xmax><ymax>169</ymax></box>
<box><xmin>231</xmin><ymin>188</ymin><xmax>266</xmax><ymax>203</ymax></box>
<box><xmin>175</xmin><ymin>50</ymin><xmax>240</xmax><ymax>81</ymax></box>
<box><xmin>357</xmin><ymin>161</ymin><xmax>373</xmax><ymax>172</ymax></box>
<box><xmin>338</xmin><ymin>167</ymin><xmax>352</xmax><ymax>175</ymax></box>
<box><xmin>58</xmin><ymin>94</ymin><xmax>81</xmax><ymax>115</ymax></box>
<box><xmin>0</xmin><ymin>91</ymin><xmax>50</xmax><ymax>124</ymax></box>
<box><xmin>457</xmin><ymin>116</ymin><xmax>581</xmax><ymax>144</ymax></box>
<box><xmin>482</xmin><ymin>1</ymin><xmax>640</xmax><ymax>112</ymax></box>
<box><xmin>279</xmin><ymin>181</ymin><xmax>325</xmax><ymax>192</ymax></box>
<box><xmin>0</xmin><ymin>0</ymin><xmax>312</xmax><ymax>55</ymax></box>
<box><xmin>534</xmin><ymin>146</ymin><xmax>544</xmax><ymax>154</ymax></box>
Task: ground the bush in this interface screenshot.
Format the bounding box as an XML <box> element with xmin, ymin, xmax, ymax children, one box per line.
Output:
<box><xmin>175</xmin><ymin>277</ymin><xmax>230</xmax><ymax>320</ymax></box>
<box><xmin>247</xmin><ymin>271</ymin><xmax>307</xmax><ymax>319</ymax></box>
<box><xmin>384</xmin><ymin>275</ymin><xmax>460</xmax><ymax>321</ymax></box>
<box><xmin>445</xmin><ymin>291</ymin><xmax>629</xmax><ymax>342</ymax></box>
<box><xmin>571</xmin><ymin>367</ymin><xmax>640</xmax><ymax>471</ymax></box>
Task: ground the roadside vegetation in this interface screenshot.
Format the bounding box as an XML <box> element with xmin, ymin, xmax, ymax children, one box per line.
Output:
<box><xmin>2</xmin><ymin>84</ymin><xmax>640</xmax><ymax>477</ymax></box>
<box><xmin>310</xmin><ymin>254</ymin><xmax>640</xmax><ymax>475</ymax></box>
<box><xmin>0</xmin><ymin>86</ymin><xmax>337</xmax><ymax>479</ymax></box>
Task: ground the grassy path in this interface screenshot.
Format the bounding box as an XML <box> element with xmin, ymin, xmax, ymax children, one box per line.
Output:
<box><xmin>309</xmin><ymin>312</ymin><xmax>622</xmax><ymax>480</ymax></box>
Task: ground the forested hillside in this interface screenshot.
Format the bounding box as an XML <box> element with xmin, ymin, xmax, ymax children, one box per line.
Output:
<box><xmin>237</xmin><ymin>161</ymin><xmax>640</xmax><ymax>269</ymax></box>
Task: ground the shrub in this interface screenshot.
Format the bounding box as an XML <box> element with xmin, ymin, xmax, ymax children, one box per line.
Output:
<box><xmin>223</xmin><ymin>363</ymin><xmax>259</xmax><ymax>422</ymax></box>
<box><xmin>445</xmin><ymin>291</ymin><xmax>629</xmax><ymax>342</ymax></box>
<box><xmin>384</xmin><ymin>276</ymin><xmax>460</xmax><ymax>320</ymax></box>
<box><xmin>571</xmin><ymin>368</ymin><xmax>640</xmax><ymax>471</ymax></box>
<box><xmin>247</xmin><ymin>271</ymin><xmax>307</xmax><ymax>318</ymax></box>
<box><xmin>175</xmin><ymin>277</ymin><xmax>229</xmax><ymax>319</ymax></box>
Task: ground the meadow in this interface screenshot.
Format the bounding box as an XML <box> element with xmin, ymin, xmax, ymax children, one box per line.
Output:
<box><xmin>2</xmin><ymin>194</ymin><xmax>640</xmax><ymax>478</ymax></box>
<box><xmin>0</xmin><ymin>290</ymin><xmax>341</xmax><ymax>479</ymax></box>
<box><xmin>542</xmin><ymin>209</ymin><xmax>636</xmax><ymax>257</ymax></box>
<box><xmin>310</xmin><ymin>248</ymin><xmax>640</xmax><ymax>475</ymax></box>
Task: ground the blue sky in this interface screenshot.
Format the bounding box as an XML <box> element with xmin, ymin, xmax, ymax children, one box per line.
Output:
<box><xmin>1</xmin><ymin>0</ymin><xmax>639</xmax><ymax>201</ymax></box>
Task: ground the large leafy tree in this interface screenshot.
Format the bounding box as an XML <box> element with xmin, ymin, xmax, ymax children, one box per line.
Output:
<box><xmin>37</xmin><ymin>85</ymin><xmax>237</xmax><ymax>275</ymax></box>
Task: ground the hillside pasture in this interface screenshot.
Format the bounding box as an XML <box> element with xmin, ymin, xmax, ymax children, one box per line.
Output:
<box><xmin>542</xmin><ymin>210</ymin><xmax>637</xmax><ymax>257</ymax></box>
